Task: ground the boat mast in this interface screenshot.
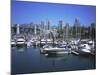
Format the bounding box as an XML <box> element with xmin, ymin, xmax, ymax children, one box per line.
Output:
<box><xmin>34</xmin><ymin>24</ymin><xmax>36</xmax><ymax>35</ymax></box>
<box><xmin>16</xmin><ymin>24</ymin><xmax>20</xmax><ymax>35</ymax></box>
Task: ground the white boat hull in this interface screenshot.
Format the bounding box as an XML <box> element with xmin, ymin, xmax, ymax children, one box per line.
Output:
<box><xmin>11</xmin><ymin>42</ymin><xmax>16</xmax><ymax>47</ymax></box>
<box><xmin>77</xmin><ymin>49</ymin><xmax>91</xmax><ymax>55</ymax></box>
<box><xmin>41</xmin><ymin>47</ymin><xmax>68</xmax><ymax>54</ymax></box>
<box><xmin>16</xmin><ymin>42</ymin><xmax>26</xmax><ymax>47</ymax></box>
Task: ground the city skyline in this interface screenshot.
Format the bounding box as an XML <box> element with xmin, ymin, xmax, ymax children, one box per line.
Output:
<box><xmin>11</xmin><ymin>1</ymin><xmax>96</xmax><ymax>26</ymax></box>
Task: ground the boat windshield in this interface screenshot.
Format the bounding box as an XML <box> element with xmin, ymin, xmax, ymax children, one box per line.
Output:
<box><xmin>80</xmin><ymin>41</ymin><xmax>87</xmax><ymax>44</ymax></box>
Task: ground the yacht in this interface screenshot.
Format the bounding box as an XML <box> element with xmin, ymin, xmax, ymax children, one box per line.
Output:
<box><xmin>77</xmin><ymin>39</ymin><xmax>91</xmax><ymax>55</ymax></box>
<box><xmin>41</xmin><ymin>45</ymin><xmax>69</xmax><ymax>54</ymax></box>
<box><xmin>88</xmin><ymin>40</ymin><xmax>96</xmax><ymax>55</ymax></box>
<box><xmin>11</xmin><ymin>39</ymin><xmax>16</xmax><ymax>47</ymax></box>
<box><xmin>41</xmin><ymin>39</ymin><xmax>47</xmax><ymax>45</ymax></box>
<box><xmin>32</xmin><ymin>39</ymin><xmax>40</xmax><ymax>46</ymax></box>
<box><xmin>58</xmin><ymin>41</ymin><xmax>67</xmax><ymax>48</ymax></box>
<box><xmin>16</xmin><ymin>37</ymin><xmax>26</xmax><ymax>47</ymax></box>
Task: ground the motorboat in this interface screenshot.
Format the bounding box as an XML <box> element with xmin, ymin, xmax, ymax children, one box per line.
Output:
<box><xmin>78</xmin><ymin>43</ymin><xmax>91</xmax><ymax>55</ymax></box>
<box><xmin>41</xmin><ymin>45</ymin><xmax>70</xmax><ymax>55</ymax></box>
<box><xmin>16</xmin><ymin>37</ymin><xmax>26</xmax><ymax>47</ymax></box>
<box><xmin>58</xmin><ymin>41</ymin><xmax>67</xmax><ymax>48</ymax></box>
<box><xmin>39</xmin><ymin>39</ymin><xmax>53</xmax><ymax>47</ymax></box>
<box><xmin>11</xmin><ymin>39</ymin><xmax>16</xmax><ymax>47</ymax></box>
<box><xmin>39</xmin><ymin>39</ymin><xmax>46</xmax><ymax>46</ymax></box>
<box><xmin>88</xmin><ymin>40</ymin><xmax>95</xmax><ymax>49</ymax></box>
<box><xmin>88</xmin><ymin>40</ymin><xmax>96</xmax><ymax>55</ymax></box>
<box><xmin>46</xmin><ymin>39</ymin><xmax>52</xmax><ymax>44</ymax></box>
<box><xmin>32</xmin><ymin>39</ymin><xmax>40</xmax><ymax>46</ymax></box>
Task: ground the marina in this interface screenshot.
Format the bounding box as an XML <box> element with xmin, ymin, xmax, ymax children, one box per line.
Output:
<box><xmin>11</xmin><ymin>20</ymin><xmax>96</xmax><ymax>74</ymax></box>
<box><xmin>11</xmin><ymin>17</ymin><xmax>96</xmax><ymax>74</ymax></box>
<box><xmin>11</xmin><ymin>31</ymin><xmax>96</xmax><ymax>74</ymax></box>
<box><xmin>11</xmin><ymin>35</ymin><xmax>96</xmax><ymax>56</ymax></box>
<box><xmin>11</xmin><ymin>1</ymin><xmax>96</xmax><ymax>74</ymax></box>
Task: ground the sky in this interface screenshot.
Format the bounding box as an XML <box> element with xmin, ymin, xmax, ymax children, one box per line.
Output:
<box><xmin>11</xmin><ymin>1</ymin><xmax>96</xmax><ymax>26</ymax></box>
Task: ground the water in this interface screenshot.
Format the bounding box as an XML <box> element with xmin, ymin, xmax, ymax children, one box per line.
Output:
<box><xmin>11</xmin><ymin>47</ymin><xmax>95</xmax><ymax>74</ymax></box>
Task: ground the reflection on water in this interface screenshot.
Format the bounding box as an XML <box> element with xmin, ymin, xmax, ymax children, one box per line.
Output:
<box><xmin>11</xmin><ymin>47</ymin><xmax>95</xmax><ymax>74</ymax></box>
<box><xmin>17</xmin><ymin>47</ymin><xmax>26</xmax><ymax>52</ymax></box>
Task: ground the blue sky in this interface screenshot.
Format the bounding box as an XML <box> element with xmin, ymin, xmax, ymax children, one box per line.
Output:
<box><xmin>11</xmin><ymin>1</ymin><xmax>96</xmax><ymax>26</ymax></box>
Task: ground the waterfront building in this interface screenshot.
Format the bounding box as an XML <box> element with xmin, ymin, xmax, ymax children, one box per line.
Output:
<box><xmin>59</xmin><ymin>20</ymin><xmax>64</xmax><ymax>30</ymax></box>
<box><xmin>40</xmin><ymin>21</ymin><xmax>45</xmax><ymax>38</ymax></box>
<box><xmin>58</xmin><ymin>20</ymin><xmax>65</xmax><ymax>40</ymax></box>
<box><xmin>64</xmin><ymin>23</ymin><xmax>69</xmax><ymax>41</ymax></box>
<box><xmin>74</xmin><ymin>18</ymin><xmax>81</xmax><ymax>39</ymax></box>
<box><xmin>47</xmin><ymin>20</ymin><xmax>51</xmax><ymax>39</ymax></box>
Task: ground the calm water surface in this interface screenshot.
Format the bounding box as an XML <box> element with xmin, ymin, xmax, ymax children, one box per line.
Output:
<box><xmin>11</xmin><ymin>47</ymin><xmax>95</xmax><ymax>74</ymax></box>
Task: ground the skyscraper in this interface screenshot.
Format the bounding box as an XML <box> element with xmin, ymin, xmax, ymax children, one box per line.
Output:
<box><xmin>58</xmin><ymin>20</ymin><xmax>65</xmax><ymax>40</ymax></box>
<box><xmin>74</xmin><ymin>18</ymin><xmax>80</xmax><ymax>27</ymax></box>
<box><xmin>74</xmin><ymin>18</ymin><xmax>81</xmax><ymax>39</ymax></box>
<box><xmin>59</xmin><ymin>20</ymin><xmax>64</xmax><ymax>30</ymax></box>
<box><xmin>64</xmin><ymin>23</ymin><xmax>69</xmax><ymax>41</ymax></box>
<box><xmin>40</xmin><ymin>21</ymin><xmax>45</xmax><ymax>38</ymax></box>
